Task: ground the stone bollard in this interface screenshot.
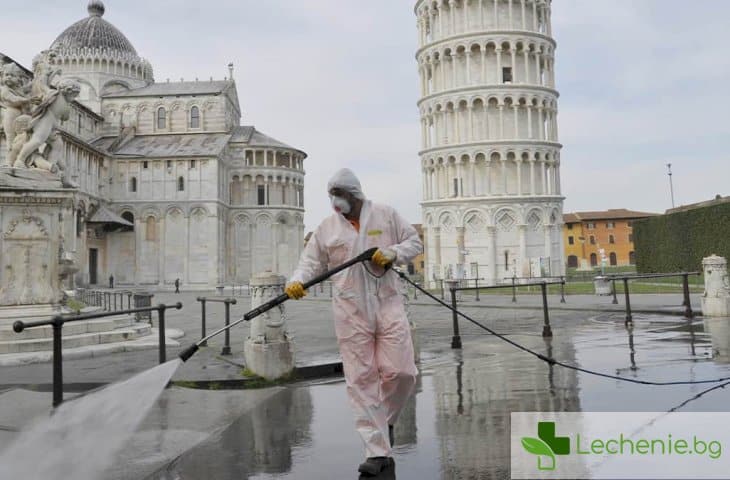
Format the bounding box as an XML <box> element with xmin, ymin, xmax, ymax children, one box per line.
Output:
<box><xmin>701</xmin><ymin>255</ymin><xmax>730</xmax><ymax>317</ymax></box>
<box><xmin>243</xmin><ymin>271</ymin><xmax>295</xmax><ymax>380</ymax></box>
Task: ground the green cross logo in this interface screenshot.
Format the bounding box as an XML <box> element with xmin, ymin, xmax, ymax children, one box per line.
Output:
<box><xmin>521</xmin><ymin>421</ymin><xmax>570</xmax><ymax>471</ymax></box>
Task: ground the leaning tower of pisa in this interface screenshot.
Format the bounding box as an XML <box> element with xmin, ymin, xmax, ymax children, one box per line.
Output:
<box><xmin>415</xmin><ymin>0</ymin><xmax>564</xmax><ymax>287</ymax></box>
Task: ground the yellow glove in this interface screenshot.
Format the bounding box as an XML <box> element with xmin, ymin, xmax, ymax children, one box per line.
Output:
<box><xmin>285</xmin><ymin>281</ymin><xmax>306</xmax><ymax>300</ymax></box>
<box><xmin>371</xmin><ymin>248</ymin><xmax>397</xmax><ymax>268</ymax></box>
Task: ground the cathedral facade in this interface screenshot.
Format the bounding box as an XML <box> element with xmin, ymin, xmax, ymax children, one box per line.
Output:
<box><xmin>0</xmin><ymin>1</ymin><xmax>306</xmax><ymax>290</ymax></box>
<box><xmin>415</xmin><ymin>0</ymin><xmax>564</xmax><ymax>287</ymax></box>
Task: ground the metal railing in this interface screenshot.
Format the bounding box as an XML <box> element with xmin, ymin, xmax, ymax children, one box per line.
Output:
<box><xmin>77</xmin><ymin>288</ymin><xmax>135</xmax><ymax>312</ymax></box>
<box><xmin>446</xmin><ymin>280</ymin><xmax>565</xmax><ymax>347</ymax></box>
<box><xmin>12</xmin><ymin>303</ymin><xmax>183</xmax><ymax>407</ymax></box>
<box><xmin>196</xmin><ymin>297</ymin><xmax>237</xmax><ymax>355</ymax></box>
<box><xmin>605</xmin><ymin>272</ymin><xmax>701</xmax><ymax>323</ymax></box>
<box><xmin>503</xmin><ymin>275</ymin><xmax>567</xmax><ymax>303</ymax></box>
<box><xmin>437</xmin><ymin>277</ymin><xmax>484</xmax><ymax>301</ymax></box>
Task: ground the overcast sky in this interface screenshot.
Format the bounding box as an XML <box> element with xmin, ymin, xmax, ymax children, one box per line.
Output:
<box><xmin>2</xmin><ymin>1</ymin><xmax>729</xmax><ymax>232</ymax></box>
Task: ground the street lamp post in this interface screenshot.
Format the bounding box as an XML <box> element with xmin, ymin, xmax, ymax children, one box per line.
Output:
<box><xmin>667</xmin><ymin>163</ymin><xmax>675</xmax><ymax>208</ymax></box>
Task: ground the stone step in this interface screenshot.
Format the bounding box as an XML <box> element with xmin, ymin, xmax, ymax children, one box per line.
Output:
<box><xmin>0</xmin><ymin>324</ymin><xmax>152</xmax><ymax>354</ymax></box>
<box><xmin>0</xmin><ymin>316</ymin><xmax>137</xmax><ymax>341</ymax></box>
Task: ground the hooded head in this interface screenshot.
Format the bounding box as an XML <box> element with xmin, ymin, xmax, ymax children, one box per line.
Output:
<box><xmin>327</xmin><ymin>168</ymin><xmax>365</xmax><ymax>217</ymax></box>
<box><xmin>326</xmin><ymin>168</ymin><xmax>365</xmax><ymax>200</ymax></box>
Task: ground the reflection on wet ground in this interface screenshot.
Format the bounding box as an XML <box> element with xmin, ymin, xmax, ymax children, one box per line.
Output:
<box><xmin>150</xmin><ymin>314</ymin><xmax>730</xmax><ymax>480</ymax></box>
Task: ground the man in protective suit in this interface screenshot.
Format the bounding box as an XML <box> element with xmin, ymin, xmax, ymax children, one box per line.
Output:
<box><xmin>285</xmin><ymin>168</ymin><xmax>422</xmax><ymax>476</ymax></box>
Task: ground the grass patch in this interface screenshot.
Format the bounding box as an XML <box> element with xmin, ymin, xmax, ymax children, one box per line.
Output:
<box><xmin>65</xmin><ymin>298</ymin><xmax>86</xmax><ymax>313</ymax></box>
<box><xmin>239</xmin><ymin>368</ymin><xmax>297</xmax><ymax>389</ymax></box>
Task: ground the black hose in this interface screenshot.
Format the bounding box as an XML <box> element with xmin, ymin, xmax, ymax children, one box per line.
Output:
<box><xmin>395</xmin><ymin>270</ymin><xmax>730</xmax><ymax>387</ymax></box>
<box><xmin>178</xmin><ymin>247</ymin><xmax>380</xmax><ymax>362</ymax></box>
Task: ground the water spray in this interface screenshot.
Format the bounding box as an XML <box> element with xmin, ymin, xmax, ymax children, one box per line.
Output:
<box><xmin>178</xmin><ymin>247</ymin><xmax>380</xmax><ymax>362</ymax></box>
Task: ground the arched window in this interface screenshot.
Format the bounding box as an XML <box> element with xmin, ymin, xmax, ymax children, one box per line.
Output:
<box><xmin>609</xmin><ymin>235</ymin><xmax>615</xmax><ymax>244</ymax></box>
<box><xmin>177</xmin><ymin>176</ymin><xmax>185</xmax><ymax>191</ymax></box>
<box><xmin>629</xmin><ymin>251</ymin><xmax>636</xmax><ymax>265</ymax></box>
<box><xmin>590</xmin><ymin>253</ymin><xmax>597</xmax><ymax>267</ymax></box>
<box><xmin>609</xmin><ymin>252</ymin><xmax>617</xmax><ymax>266</ymax></box>
<box><xmin>157</xmin><ymin>107</ymin><xmax>167</xmax><ymax>129</ymax></box>
<box><xmin>129</xmin><ymin>176</ymin><xmax>137</xmax><ymax>192</ymax></box>
<box><xmin>121</xmin><ymin>211</ymin><xmax>134</xmax><ymax>232</ymax></box>
<box><xmin>190</xmin><ymin>106</ymin><xmax>200</xmax><ymax>128</ymax></box>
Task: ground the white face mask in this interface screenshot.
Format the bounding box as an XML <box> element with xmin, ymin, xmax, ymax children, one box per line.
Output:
<box><xmin>330</xmin><ymin>195</ymin><xmax>351</xmax><ymax>215</ymax></box>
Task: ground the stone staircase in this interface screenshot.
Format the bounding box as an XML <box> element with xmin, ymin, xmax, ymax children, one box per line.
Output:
<box><xmin>0</xmin><ymin>307</ymin><xmax>185</xmax><ymax>365</ymax></box>
<box><xmin>0</xmin><ymin>317</ymin><xmax>151</xmax><ymax>354</ymax></box>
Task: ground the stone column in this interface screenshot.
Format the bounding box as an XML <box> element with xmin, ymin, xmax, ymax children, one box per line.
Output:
<box><xmin>498</xmin><ymin>104</ymin><xmax>504</xmax><ymax>138</ymax></box>
<box><xmin>702</xmin><ymin>255</ymin><xmax>730</xmax><ymax>317</ymax></box>
<box><xmin>244</xmin><ymin>271</ymin><xmax>295</xmax><ymax>380</ymax></box>
<box><xmin>496</xmin><ymin>48</ymin><xmax>503</xmax><ymax>80</ymax></box>
<box><xmin>530</xmin><ymin>159</ymin><xmax>536</xmax><ymax>195</ymax></box>
<box><xmin>543</xmin><ymin>224</ymin><xmax>552</xmax><ymax>271</ymax></box>
<box><xmin>433</xmin><ymin>226</ymin><xmax>442</xmax><ymax>285</ymax></box>
<box><xmin>451</xmin><ymin>55</ymin><xmax>457</xmax><ymax>88</ymax></box>
<box><xmin>487</xmin><ymin>226</ymin><xmax>497</xmax><ymax>285</ymax></box>
<box><xmin>481</xmin><ymin>47</ymin><xmax>487</xmax><ymax>83</ymax></box>
<box><xmin>518</xmin><ymin>224</ymin><xmax>527</xmax><ymax>276</ymax></box>
<box><xmin>157</xmin><ymin>216</ymin><xmax>165</xmax><ymax>287</ymax></box>
<box><xmin>456</xmin><ymin>226</ymin><xmax>466</xmax><ymax>277</ymax></box>
<box><xmin>466</xmin><ymin>51</ymin><xmax>472</xmax><ymax>85</ymax></box>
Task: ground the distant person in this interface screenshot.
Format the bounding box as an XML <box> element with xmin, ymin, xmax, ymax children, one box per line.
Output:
<box><xmin>285</xmin><ymin>168</ymin><xmax>422</xmax><ymax>476</ymax></box>
<box><xmin>174</xmin><ymin>278</ymin><xmax>180</xmax><ymax>294</ymax></box>
<box><xmin>109</xmin><ymin>275</ymin><xmax>114</xmax><ymax>289</ymax></box>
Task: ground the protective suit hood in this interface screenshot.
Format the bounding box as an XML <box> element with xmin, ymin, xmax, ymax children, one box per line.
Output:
<box><xmin>327</xmin><ymin>168</ymin><xmax>366</xmax><ymax>200</ymax></box>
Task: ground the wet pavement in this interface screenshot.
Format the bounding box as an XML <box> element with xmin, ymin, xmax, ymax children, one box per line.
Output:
<box><xmin>2</xmin><ymin>291</ymin><xmax>730</xmax><ymax>479</ymax></box>
<box><xmin>133</xmin><ymin>313</ymin><xmax>730</xmax><ymax>480</ymax></box>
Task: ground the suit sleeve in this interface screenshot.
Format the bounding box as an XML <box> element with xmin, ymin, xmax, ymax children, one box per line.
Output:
<box><xmin>289</xmin><ymin>227</ymin><xmax>328</xmax><ymax>284</ymax></box>
<box><xmin>388</xmin><ymin>208</ymin><xmax>422</xmax><ymax>266</ymax></box>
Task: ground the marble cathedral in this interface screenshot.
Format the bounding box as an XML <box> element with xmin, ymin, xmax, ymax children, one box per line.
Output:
<box><xmin>0</xmin><ymin>1</ymin><xmax>307</xmax><ymax>290</ymax></box>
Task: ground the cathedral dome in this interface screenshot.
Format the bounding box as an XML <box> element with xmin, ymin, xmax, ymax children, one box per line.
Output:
<box><xmin>50</xmin><ymin>1</ymin><xmax>137</xmax><ymax>56</ymax></box>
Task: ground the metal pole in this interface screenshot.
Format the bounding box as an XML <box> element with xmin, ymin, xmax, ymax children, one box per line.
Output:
<box><xmin>199</xmin><ymin>298</ymin><xmax>208</xmax><ymax>346</ymax></box>
<box><xmin>541</xmin><ymin>283</ymin><xmax>553</xmax><ymax>337</ymax></box>
<box><xmin>221</xmin><ymin>300</ymin><xmax>232</xmax><ymax>355</ymax></box>
<box><xmin>450</xmin><ymin>288</ymin><xmax>462</xmax><ymax>349</ymax></box>
<box><xmin>683</xmin><ymin>274</ymin><xmax>693</xmax><ymax>318</ymax></box>
<box><xmin>667</xmin><ymin>163</ymin><xmax>675</xmax><ymax>208</ymax></box>
<box><xmin>559</xmin><ymin>276</ymin><xmax>566</xmax><ymax>303</ymax></box>
<box><xmin>612</xmin><ymin>279</ymin><xmax>619</xmax><ymax>305</ymax></box>
<box><xmin>512</xmin><ymin>275</ymin><xmax>517</xmax><ymax>303</ymax></box>
<box><xmin>52</xmin><ymin>317</ymin><xmax>63</xmax><ymax>407</ymax></box>
<box><xmin>158</xmin><ymin>305</ymin><xmax>166</xmax><ymax>364</ymax></box>
<box><xmin>623</xmin><ymin>278</ymin><xmax>633</xmax><ymax>325</ymax></box>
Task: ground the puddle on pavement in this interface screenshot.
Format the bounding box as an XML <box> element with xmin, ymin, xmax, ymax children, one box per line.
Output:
<box><xmin>148</xmin><ymin>315</ymin><xmax>730</xmax><ymax>480</ymax></box>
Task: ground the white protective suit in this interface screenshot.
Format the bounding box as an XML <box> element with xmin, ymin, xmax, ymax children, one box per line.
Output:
<box><xmin>290</xmin><ymin>169</ymin><xmax>422</xmax><ymax>458</ymax></box>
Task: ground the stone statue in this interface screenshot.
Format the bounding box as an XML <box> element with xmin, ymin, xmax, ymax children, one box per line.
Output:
<box><xmin>14</xmin><ymin>78</ymin><xmax>80</xmax><ymax>171</ymax></box>
<box><xmin>7</xmin><ymin>114</ymin><xmax>31</xmax><ymax>167</ymax></box>
<box><xmin>0</xmin><ymin>62</ymin><xmax>32</xmax><ymax>159</ymax></box>
<box><xmin>30</xmin><ymin>50</ymin><xmax>62</xmax><ymax>104</ymax></box>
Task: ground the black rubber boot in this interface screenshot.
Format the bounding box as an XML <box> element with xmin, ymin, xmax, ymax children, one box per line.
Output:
<box><xmin>358</xmin><ymin>457</ymin><xmax>393</xmax><ymax>476</ymax></box>
<box><xmin>388</xmin><ymin>424</ymin><xmax>395</xmax><ymax>447</ymax></box>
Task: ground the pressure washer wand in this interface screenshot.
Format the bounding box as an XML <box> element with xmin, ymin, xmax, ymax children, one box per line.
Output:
<box><xmin>178</xmin><ymin>247</ymin><xmax>379</xmax><ymax>362</ymax></box>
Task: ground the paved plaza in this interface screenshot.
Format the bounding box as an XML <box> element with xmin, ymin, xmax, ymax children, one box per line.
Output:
<box><xmin>1</xmin><ymin>289</ymin><xmax>727</xmax><ymax>479</ymax></box>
